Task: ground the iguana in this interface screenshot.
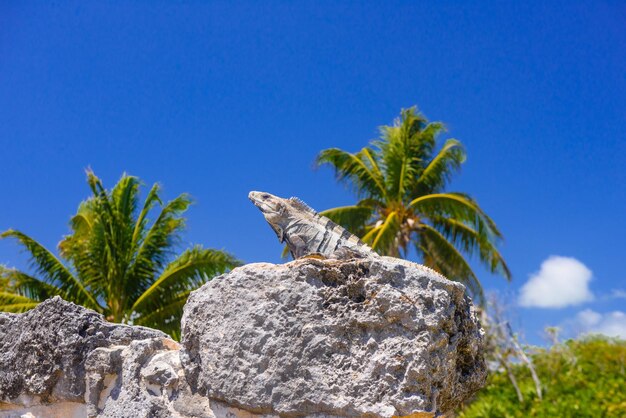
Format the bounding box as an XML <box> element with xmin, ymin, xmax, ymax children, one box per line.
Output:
<box><xmin>249</xmin><ymin>190</ymin><xmax>442</xmax><ymax>280</ymax></box>
<box><xmin>248</xmin><ymin>191</ymin><xmax>377</xmax><ymax>260</ymax></box>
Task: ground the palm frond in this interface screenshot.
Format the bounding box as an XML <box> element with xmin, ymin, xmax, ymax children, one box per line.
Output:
<box><xmin>360</xmin><ymin>148</ymin><xmax>386</xmax><ymax>192</ymax></box>
<box><xmin>131</xmin><ymin>246</ymin><xmax>239</xmax><ymax>313</ymax></box>
<box><xmin>0</xmin><ymin>230</ymin><xmax>101</xmax><ymax>310</ymax></box>
<box><xmin>111</xmin><ymin>174</ymin><xmax>142</xmax><ymax>261</ymax></box>
<box><xmin>419</xmin><ymin>224</ymin><xmax>484</xmax><ymax>304</ymax></box>
<box><xmin>316</xmin><ymin>147</ymin><xmax>387</xmax><ymax>199</ymax></box>
<box><xmin>0</xmin><ymin>266</ymin><xmax>64</xmax><ymax>301</ymax></box>
<box><xmin>319</xmin><ymin>205</ymin><xmax>374</xmax><ymax>237</ymax></box>
<box><xmin>0</xmin><ymin>292</ymin><xmax>40</xmax><ymax>313</ymax></box>
<box><xmin>81</xmin><ymin>170</ymin><xmax>126</xmax><ymax>296</ymax></box>
<box><xmin>281</xmin><ymin>244</ymin><xmax>291</xmax><ymax>259</ymax></box>
<box><xmin>362</xmin><ymin>211</ymin><xmax>400</xmax><ymax>256</ymax></box>
<box><xmin>376</xmin><ymin>110</ymin><xmax>421</xmax><ymax>198</ymax></box>
<box><xmin>410</xmin><ymin>192</ymin><xmax>502</xmax><ymax>239</ymax></box>
<box><xmin>111</xmin><ymin>174</ymin><xmax>141</xmax><ymax>225</ymax></box>
<box><xmin>132</xmin><ymin>183</ymin><xmax>162</xmax><ymax>248</ymax></box>
<box><xmin>414</xmin><ymin>138</ymin><xmax>466</xmax><ymax>195</ymax></box>
<box><xmin>133</xmin><ymin>292</ymin><xmax>190</xmax><ymax>339</ymax></box>
<box><xmin>59</xmin><ymin>199</ymin><xmax>97</xmax><ymax>260</ymax></box>
<box><xmin>124</xmin><ymin>194</ymin><xmax>192</xmax><ymax>299</ymax></box>
<box><xmin>432</xmin><ymin>217</ymin><xmax>511</xmax><ymax>281</ymax></box>
<box><xmin>376</xmin><ymin>108</ymin><xmax>446</xmax><ymax>199</ymax></box>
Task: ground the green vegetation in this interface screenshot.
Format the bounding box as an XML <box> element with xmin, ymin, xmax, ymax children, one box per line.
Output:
<box><xmin>0</xmin><ymin>171</ymin><xmax>240</xmax><ymax>338</ymax></box>
<box><xmin>459</xmin><ymin>336</ymin><xmax>626</xmax><ymax>417</ymax></box>
<box><xmin>317</xmin><ymin>107</ymin><xmax>510</xmax><ymax>300</ymax></box>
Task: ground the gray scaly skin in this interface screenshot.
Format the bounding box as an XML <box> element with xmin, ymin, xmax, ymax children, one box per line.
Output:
<box><xmin>249</xmin><ymin>191</ymin><xmax>377</xmax><ymax>260</ymax></box>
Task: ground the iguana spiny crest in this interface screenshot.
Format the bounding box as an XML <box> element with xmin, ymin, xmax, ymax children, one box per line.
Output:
<box><xmin>248</xmin><ymin>191</ymin><xmax>376</xmax><ymax>260</ymax></box>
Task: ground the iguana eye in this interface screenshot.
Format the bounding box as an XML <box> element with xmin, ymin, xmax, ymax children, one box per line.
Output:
<box><xmin>262</xmin><ymin>194</ymin><xmax>271</xmax><ymax>199</ymax></box>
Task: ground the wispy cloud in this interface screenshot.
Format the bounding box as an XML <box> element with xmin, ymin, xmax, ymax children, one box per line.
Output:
<box><xmin>610</xmin><ymin>289</ymin><xmax>626</xmax><ymax>300</ymax></box>
<box><xmin>573</xmin><ymin>309</ymin><xmax>626</xmax><ymax>339</ymax></box>
<box><xmin>518</xmin><ymin>256</ymin><xmax>594</xmax><ymax>308</ymax></box>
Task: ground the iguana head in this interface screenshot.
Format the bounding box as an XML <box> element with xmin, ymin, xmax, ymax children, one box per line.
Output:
<box><xmin>249</xmin><ymin>191</ymin><xmax>316</xmax><ymax>243</ymax></box>
<box><xmin>249</xmin><ymin>191</ymin><xmax>290</xmax><ymax>242</ymax></box>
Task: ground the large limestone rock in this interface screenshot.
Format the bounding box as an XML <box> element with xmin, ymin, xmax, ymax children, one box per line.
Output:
<box><xmin>182</xmin><ymin>257</ymin><xmax>486</xmax><ymax>417</ymax></box>
<box><xmin>0</xmin><ymin>257</ymin><xmax>486</xmax><ymax>417</ymax></box>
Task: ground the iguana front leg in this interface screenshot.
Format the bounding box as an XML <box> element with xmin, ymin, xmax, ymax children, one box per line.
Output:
<box><xmin>287</xmin><ymin>235</ymin><xmax>311</xmax><ymax>259</ymax></box>
<box><xmin>331</xmin><ymin>247</ymin><xmax>370</xmax><ymax>260</ymax></box>
<box><xmin>299</xmin><ymin>248</ymin><xmax>369</xmax><ymax>261</ymax></box>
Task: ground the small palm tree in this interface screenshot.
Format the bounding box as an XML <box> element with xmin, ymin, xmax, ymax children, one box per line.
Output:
<box><xmin>317</xmin><ymin>107</ymin><xmax>510</xmax><ymax>301</ymax></box>
<box><xmin>0</xmin><ymin>171</ymin><xmax>239</xmax><ymax>338</ymax></box>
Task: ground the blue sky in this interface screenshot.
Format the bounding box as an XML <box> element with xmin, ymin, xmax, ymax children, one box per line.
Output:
<box><xmin>1</xmin><ymin>1</ymin><xmax>624</xmax><ymax>344</ymax></box>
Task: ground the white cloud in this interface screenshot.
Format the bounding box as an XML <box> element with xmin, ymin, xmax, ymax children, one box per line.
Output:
<box><xmin>518</xmin><ymin>256</ymin><xmax>594</xmax><ymax>308</ymax></box>
<box><xmin>610</xmin><ymin>289</ymin><xmax>626</xmax><ymax>300</ymax></box>
<box><xmin>576</xmin><ymin>308</ymin><xmax>602</xmax><ymax>328</ymax></box>
<box><xmin>574</xmin><ymin>309</ymin><xmax>626</xmax><ymax>339</ymax></box>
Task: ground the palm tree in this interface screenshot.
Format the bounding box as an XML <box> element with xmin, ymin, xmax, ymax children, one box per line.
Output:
<box><xmin>0</xmin><ymin>171</ymin><xmax>240</xmax><ymax>338</ymax></box>
<box><xmin>316</xmin><ymin>107</ymin><xmax>510</xmax><ymax>301</ymax></box>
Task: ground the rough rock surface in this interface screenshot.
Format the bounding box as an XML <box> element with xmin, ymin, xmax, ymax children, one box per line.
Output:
<box><xmin>83</xmin><ymin>337</ymin><xmax>214</xmax><ymax>418</ymax></box>
<box><xmin>0</xmin><ymin>297</ymin><xmax>166</xmax><ymax>404</ymax></box>
<box><xmin>0</xmin><ymin>257</ymin><xmax>486</xmax><ymax>417</ymax></box>
<box><xmin>0</xmin><ymin>298</ymin><xmax>219</xmax><ymax>418</ymax></box>
<box><xmin>182</xmin><ymin>257</ymin><xmax>487</xmax><ymax>416</ymax></box>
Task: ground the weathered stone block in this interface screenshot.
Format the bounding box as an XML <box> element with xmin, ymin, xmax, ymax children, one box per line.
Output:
<box><xmin>0</xmin><ymin>296</ymin><xmax>165</xmax><ymax>404</ymax></box>
<box><xmin>181</xmin><ymin>257</ymin><xmax>486</xmax><ymax>416</ymax></box>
